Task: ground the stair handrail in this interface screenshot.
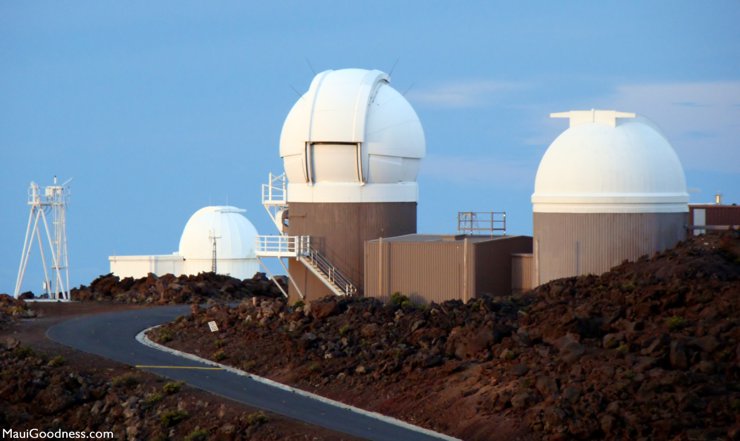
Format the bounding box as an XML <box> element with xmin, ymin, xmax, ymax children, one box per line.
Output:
<box><xmin>304</xmin><ymin>247</ymin><xmax>357</xmax><ymax>296</ymax></box>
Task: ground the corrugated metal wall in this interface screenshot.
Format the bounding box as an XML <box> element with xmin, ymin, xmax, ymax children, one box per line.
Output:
<box><xmin>511</xmin><ymin>253</ymin><xmax>533</xmax><ymax>293</ymax></box>
<box><xmin>365</xmin><ymin>239</ymin><xmax>473</xmax><ymax>303</ymax></box>
<box><xmin>474</xmin><ymin>236</ymin><xmax>532</xmax><ymax>295</ymax></box>
<box><xmin>533</xmin><ymin>212</ymin><xmax>688</xmax><ymax>286</ymax></box>
<box><xmin>365</xmin><ymin>236</ymin><xmax>533</xmax><ymax>303</ymax></box>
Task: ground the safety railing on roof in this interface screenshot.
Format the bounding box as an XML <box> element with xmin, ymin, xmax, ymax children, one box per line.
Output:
<box><xmin>457</xmin><ymin>211</ymin><xmax>507</xmax><ymax>235</ymax></box>
<box><xmin>262</xmin><ymin>172</ymin><xmax>287</xmax><ymax>206</ymax></box>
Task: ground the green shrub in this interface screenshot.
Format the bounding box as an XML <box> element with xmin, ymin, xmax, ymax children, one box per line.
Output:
<box><xmin>160</xmin><ymin>409</ymin><xmax>189</xmax><ymax>427</ymax></box>
<box><xmin>307</xmin><ymin>361</ymin><xmax>321</xmax><ymax>373</ymax></box>
<box><xmin>338</xmin><ymin>323</ymin><xmax>350</xmax><ymax>336</ymax></box>
<box><xmin>157</xmin><ymin>327</ymin><xmax>174</xmax><ymax>343</ymax></box>
<box><xmin>212</xmin><ymin>349</ymin><xmax>227</xmax><ymax>361</ymax></box>
<box><xmin>390</xmin><ymin>291</ymin><xmax>412</xmax><ymax>308</ymax></box>
<box><xmin>666</xmin><ymin>316</ymin><xmax>686</xmax><ymax>331</ymax></box>
<box><xmin>162</xmin><ymin>381</ymin><xmax>184</xmax><ymax>395</ymax></box>
<box><xmin>293</xmin><ymin>300</ymin><xmax>305</xmax><ymax>309</ymax></box>
<box><xmin>144</xmin><ymin>392</ymin><xmax>163</xmax><ymax>406</ymax></box>
<box><xmin>47</xmin><ymin>355</ymin><xmax>65</xmax><ymax>367</ymax></box>
<box><xmin>244</xmin><ymin>411</ymin><xmax>268</xmax><ymax>427</ymax></box>
<box><xmin>111</xmin><ymin>373</ymin><xmax>140</xmax><ymax>388</ymax></box>
<box><xmin>184</xmin><ymin>428</ymin><xmax>208</xmax><ymax>441</ymax></box>
<box><xmin>242</xmin><ymin>360</ymin><xmax>257</xmax><ymax>371</ymax></box>
<box><xmin>13</xmin><ymin>346</ymin><xmax>34</xmax><ymax>359</ymax></box>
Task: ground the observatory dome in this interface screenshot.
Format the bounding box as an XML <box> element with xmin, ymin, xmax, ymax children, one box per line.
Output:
<box><xmin>532</xmin><ymin>110</ymin><xmax>689</xmax><ymax>213</ymax></box>
<box><xmin>178</xmin><ymin>206</ymin><xmax>258</xmax><ymax>260</ymax></box>
<box><xmin>280</xmin><ymin>68</ymin><xmax>426</xmax><ymax>203</ymax></box>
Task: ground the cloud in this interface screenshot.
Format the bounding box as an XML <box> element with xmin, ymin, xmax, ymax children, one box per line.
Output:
<box><xmin>420</xmin><ymin>153</ymin><xmax>537</xmax><ymax>186</ymax></box>
<box><xmin>599</xmin><ymin>81</ymin><xmax>740</xmax><ymax>173</ymax></box>
<box><xmin>406</xmin><ymin>80</ymin><xmax>528</xmax><ymax>108</ymax></box>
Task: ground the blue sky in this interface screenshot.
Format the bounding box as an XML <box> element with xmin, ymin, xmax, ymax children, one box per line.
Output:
<box><xmin>2</xmin><ymin>1</ymin><xmax>739</xmax><ymax>294</ymax></box>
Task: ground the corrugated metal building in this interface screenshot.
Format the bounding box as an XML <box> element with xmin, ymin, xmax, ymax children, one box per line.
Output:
<box><xmin>689</xmin><ymin>204</ymin><xmax>740</xmax><ymax>235</ymax></box>
<box><xmin>511</xmin><ymin>253</ymin><xmax>534</xmax><ymax>293</ymax></box>
<box><xmin>364</xmin><ymin>234</ymin><xmax>532</xmax><ymax>303</ymax></box>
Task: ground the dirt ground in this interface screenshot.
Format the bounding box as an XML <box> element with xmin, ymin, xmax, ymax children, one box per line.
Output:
<box><xmin>0</xmin><ymin>301</ymin><xmax>359</xmax><ymax>441</ymax></box>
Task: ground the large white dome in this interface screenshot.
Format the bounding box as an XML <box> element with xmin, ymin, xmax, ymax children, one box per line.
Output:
<box><xmin>178</xmin><ymin>206</ymin><xmax>258</xmax><ymax>260</ymax></box>
<box><xmin>532</xmin><ymin>110</ymin><xmax>689</xmax><ymax>213</ymax></box>
<box><xmin>280</xmin><ymin>68</ymin><xmax>425</xmax><ymax>203</ymax></box>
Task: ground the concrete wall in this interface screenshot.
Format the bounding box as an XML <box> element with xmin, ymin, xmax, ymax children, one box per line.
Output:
<box><xmin>109</xmin><ymin>255</ymin><xmax>183</xmax><ymax>279</ymax></box>
<box><xmin>109</xmin><ymin>255</ymin><xmax>260</xmax><ymax>280</ymax></box>
<box><xmin>286</xmin><ymin>202</ymin><xmax>416</xmax><ymax>301</ymax></box>
<box><xmin>533</xmin><ymin>212</ymin><xmax>688</xmax><ymax>286</ymax></box>
<box><xmin>183</xmin><ymin>259</ymin><xmax>260</xmax><ymax>280</ymax></box>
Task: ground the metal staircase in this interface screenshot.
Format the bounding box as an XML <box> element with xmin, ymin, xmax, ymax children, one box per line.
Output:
<box><xmin>298</xmin><ymin>248</ymin><xmax>358</xmax><ymax>297</ymax></box>
<box><xmin>256</xmin><ymin>172</ymin><xmax>358</xmax><ymax>298</ymax></box>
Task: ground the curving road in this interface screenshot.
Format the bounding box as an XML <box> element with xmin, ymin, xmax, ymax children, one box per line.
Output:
<box><xmin>47</xmin><ymin>306</ymin><xmax>456</xmax><ymax>441</ymax></box>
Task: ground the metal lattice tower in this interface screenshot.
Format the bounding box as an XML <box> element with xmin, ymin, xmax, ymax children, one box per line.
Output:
<box><xmin>209</xmin><ymin>230</ymin><xmax>221</xmax><ymax>273</ymax></box>
<box><xmin>14</xmin><ymin>177</ymin><xmax>71</xmax><ymax>300</ymax></box>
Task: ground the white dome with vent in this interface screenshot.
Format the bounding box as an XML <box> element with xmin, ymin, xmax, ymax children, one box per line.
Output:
<box><xmin>280</xmin><ymin>68</ymin><xmax>426</xmax><ymax>203</ymax></box>
<box><xmin>532</xmin><ymin>110</ymin><xmax>689</xmax><ymax>213</ymax></box>
<box><xmin>179</xmin><ymin>206</ymin><xmax>258</xmax><ymax>260</ymax></box>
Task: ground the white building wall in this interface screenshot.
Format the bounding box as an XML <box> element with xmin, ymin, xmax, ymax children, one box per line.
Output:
<box><xmin>109</xmin><ymin>255</ymin><xmax>184</xmax><ymax>279</ymax></box>
<box><xmin>182</xmin><ymin>258</ymin><xmax>260</xmax><ymax>280</ymax></box>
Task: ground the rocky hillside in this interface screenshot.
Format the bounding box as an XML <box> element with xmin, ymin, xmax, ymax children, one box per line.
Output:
<box><xmin>0</xmin><ymin>337</ymin><xmax>349</xmax><ymax>440</ymax></box>
<box><xmin>0</xmin><ymin>294</ymin><xmax>35</xmax><ymax>329</ymax></box>
<box><xmin>68</xmin><ymin>272</ymin><xmax>285</xmax><ymax>304</ymax></box>
<box><xmin>152</xmin><ymin>232</ymin><xmax>740</xmax><ymax>440</ymax></box>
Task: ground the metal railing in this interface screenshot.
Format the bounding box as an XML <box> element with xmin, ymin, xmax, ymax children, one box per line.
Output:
<box><xmin>255</xmin><ymin>235</ymin><xmax>310</xmax><ymax>257</ymax></box>
<box><xmin>261</xmin><ymin>172</ymin><xmax>287</xmax><ymax>205</ymax></box>
<box><xmin>457</xmin><ymin>211</ymin><xmax>507</xmax><ymax>235</ymax></box>
<box><xmin>301</xmin><ymin>247</ymin><xmax>358</xmax><ymax>296</ymax></box>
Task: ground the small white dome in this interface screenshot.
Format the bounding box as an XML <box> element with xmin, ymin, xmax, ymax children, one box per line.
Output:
<box><xmin>280</xmin><ymin>68</ymin><xmax>425</xmax><ymax>203</ymax></box>
<box><xmin>178</xmin><ymin>206</ymin><xmax>258</xmax><ymax>260</ymax></box>
<box><xmin>532</xmin><ymin>110</ymin><xmax>689</xmax><ymax>213</ymax></box>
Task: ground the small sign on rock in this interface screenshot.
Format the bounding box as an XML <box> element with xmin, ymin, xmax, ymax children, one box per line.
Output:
<box><xmin>208</xmin><ymin>321</ymin><xmax>219</xmax><ymax>332</ymax></box>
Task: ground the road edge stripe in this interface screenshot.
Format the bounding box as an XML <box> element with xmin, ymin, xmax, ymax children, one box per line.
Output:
<box><xmin>136</xmin><ymin>325</ymin><xmax>460</xmax><ymax>441</ymax></box>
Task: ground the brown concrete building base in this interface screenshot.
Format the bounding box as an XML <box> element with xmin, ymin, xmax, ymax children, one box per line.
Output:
<box><xmin>533</xmin><ymin>212</ymin><xmax>688</xmax><ymax>286</ymax></box>
<box><xmin>285</xmin><ymin>202</ymin><xmax>416</xmax><ymax>302</ymax></box>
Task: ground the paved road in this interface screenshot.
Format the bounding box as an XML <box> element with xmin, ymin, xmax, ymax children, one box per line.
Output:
<box><xmin>47</xmin><ymin>306</ymin><xmax>454</xmax><ymax>441</ymax></box>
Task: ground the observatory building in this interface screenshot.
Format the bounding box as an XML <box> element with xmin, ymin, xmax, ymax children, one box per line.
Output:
<box><xmin>258</xmin><ymin>68</ymin><xmax>425</xmax><ymax>301</ymax></box>
<box><xmin>109</xmin><ymin>206</ymin><xmax>260</xmax><ymax>280</ymax></box>
<box><xmin>531</xmin><ymin>110</ymin><xmax>689</xmax><ymax>285</ymax></box>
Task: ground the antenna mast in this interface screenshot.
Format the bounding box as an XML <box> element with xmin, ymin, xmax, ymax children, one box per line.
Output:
<box><xmin>209</xmin><ymin>230</ymin><xmax>221</xmax><ymax>273</ymax></box>
<box><xmin>15</xmin><ymin>176</ymin><xmax>71</xmax><ymax>300</ymax></box>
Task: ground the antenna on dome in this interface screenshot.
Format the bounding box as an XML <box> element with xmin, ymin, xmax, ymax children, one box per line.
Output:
<box><xmin>289</xmin><ymin>84</ymin><xmax>302</xmax><ymax>97</ymax></box>
<box><xmin>209</xmin><ymin>229</ymin><xmax>221</xmax><ymax>274</ymax></box>
<box><xmin>388</xmin><ymin>57</ymin><xmax>400</xmax><ymax>77</ymax></box>
<box><xmin>304</xmin><ymin>58</ymin><xmax>317</xmax><ymax>75</ymax></box>
<box><xmin>401</xmin><ymin>82</ymin><xmax>416</xmax><ymax>97</ymax></box>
